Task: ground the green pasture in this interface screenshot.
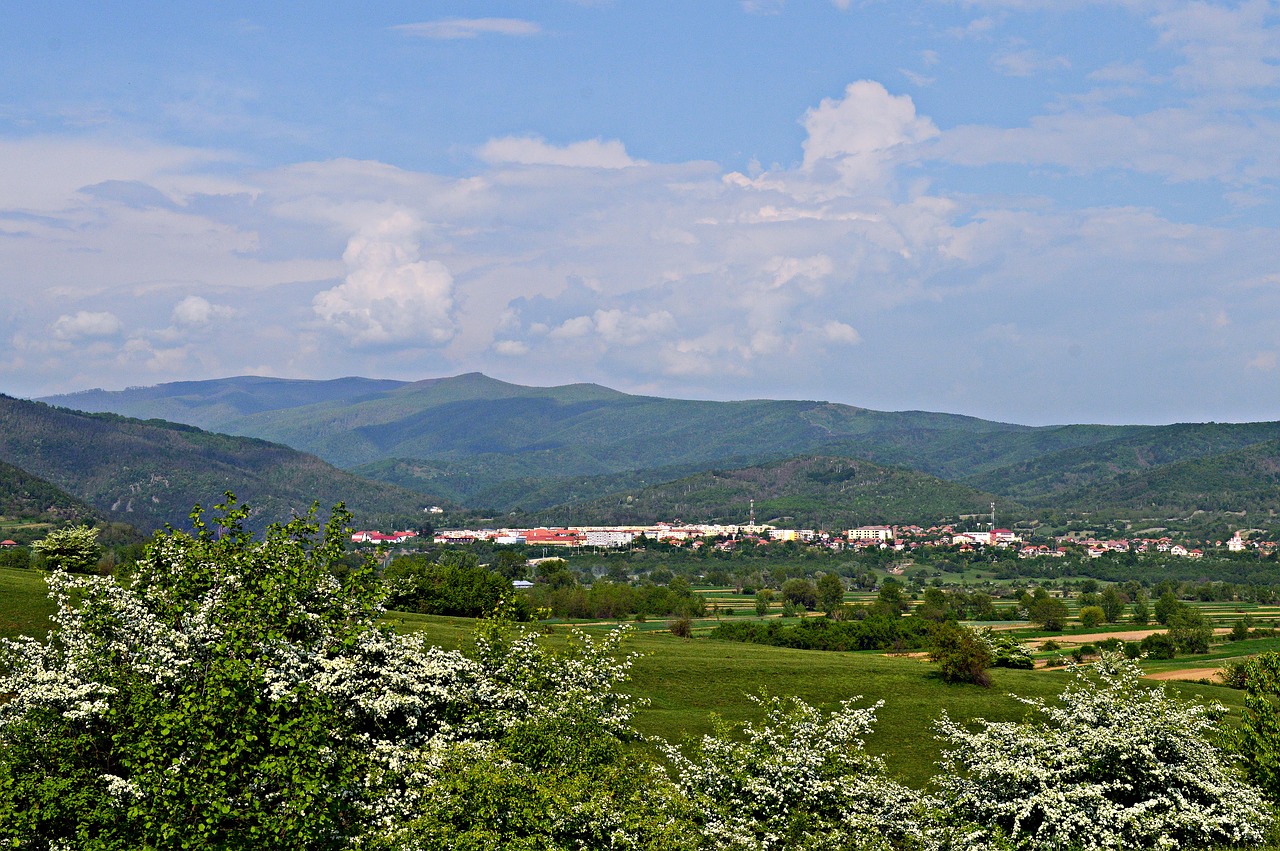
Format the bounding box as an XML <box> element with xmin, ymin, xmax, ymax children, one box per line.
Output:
<box><xmin>379</xmin><ymin>608</ymin><xmax>1247</xmax><ymax>789</ymax></box>
<box><xmin>0</xmin><ymin>565</ymin><xmax>55</xmax><ymax>640</ymax></box>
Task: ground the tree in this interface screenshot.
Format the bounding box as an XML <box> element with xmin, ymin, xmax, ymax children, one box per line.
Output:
<box><xmin>1027</xmin><ymin>589</ymin><xmax>1068</xmax><ymax>631</ymax></box>
<box><xmin>1166</xmin><ymin>605</ymin><xmax>1212</xmax><ymax>654</ymax></box>
<box><xmin>754</xmin><ymin>588</ymin><xmax>774</xmax><ymax>618</ymax></box>
<box><xmin>31</xmin><ymin>524</ymin><xmax>101</xmax><ymax>573</ymax></box>
<box><xmin>816</xmin><ymin>572</ymin><xmax>844</xmax><ymax>616</ymax></box>
<box><xmin>928</xmin><ymin>622</ymin><xmax>991</xmax><ymax>686</ymax></box>
<box><xmin>1099</xmin><ymin>586</ymin><xmax>1126</xmax><ymax>622</ymax></box>
<box><xmin>0</xmin><ymin>496</ymin><xmax>675</xmax><ymax>850</ymax></box>
<box><xmin>1130</xmin><ymin>591</ymin><xmax>1150</xmax><ymax>625</ymax></box>
<box><xmin>1078</xmin><ymin>605</ymin><xmax>1106</xmax><ymax>629</ymax></box>
<box><xmin>936</xmin><ymin>654</ymin><xmax>1272</xmax><ymax>850</ymax></box>
<box><xmin>1153</xmin><ymin>589</ymin><xmax>1182</xmax><ymax>625</ymax></box>
<box><xmin>780</xmin><ymin>578</ymin><xmax>817</xmax><ymax>611</ymax></box>
<box><xmin>1227</xmin><ymin>650</ymin><xmax>1280</xmax><ymax>801</ymax></box>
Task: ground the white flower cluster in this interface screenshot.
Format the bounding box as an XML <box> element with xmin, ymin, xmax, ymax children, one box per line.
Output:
<box><xmin>935</xmin><ymin>653</ymin><xmax>1273</xmax><ymax>850</ymax></box>
<box><xmin>661</xmin><ymin>694</ymin><xmax>934</xmax><ymax>850</ymax></box>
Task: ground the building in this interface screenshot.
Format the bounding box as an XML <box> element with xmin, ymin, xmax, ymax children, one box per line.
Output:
<box><xmin>846</xmin><ymin>526</ymin><xmax>893</xmax><ymax>541</ymax></box>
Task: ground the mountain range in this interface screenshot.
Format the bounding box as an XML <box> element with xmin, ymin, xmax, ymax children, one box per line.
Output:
<box><xmin>0</xmin><ymin>395</ymin><xmax>428</xmax><ymax>532</ymax></box>
<box><xmin>35</xmin><ymin>374</ymin><xmax>1280</xmax><ymax>531</ymax></box>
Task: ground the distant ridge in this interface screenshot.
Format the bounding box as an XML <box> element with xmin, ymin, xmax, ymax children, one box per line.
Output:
<box><xmin>0</xmin><ymin>395</ymin><xmax>431</xmax><ymax>531</ymax></box>
<box><xmin>35</xmin><ymin>374</ymin><xmax>1280</xmax><ymax>523</ymax></box>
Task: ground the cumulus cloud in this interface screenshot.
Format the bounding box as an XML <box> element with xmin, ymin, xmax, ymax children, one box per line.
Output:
<box><xmin>393</xmin><ymin>18</ymin><xmax>541</xmax><ymax>39</ymax></box>
<box><xmin>171</xmin><ymin>295</ymin><xmax>234</xmax><ymax>328</ymax></box>
<box><xmin>51</xmin><ymin>311</ymin><xmax>122</xmax><ymax>341</ymax></box>
<box><xmin>477</xmin><ymin>136</ymin><xmax>641</xmax><ymax>169</ymax></box>
<box><xmin>800</xmin><ymin>81</ymin><xmax>939</xmax><ymax>185</ymax></box>
<box><xmin>312</xmin><ymin>212</ymin><xmax>456</xmax><ymax>346</ymax></box>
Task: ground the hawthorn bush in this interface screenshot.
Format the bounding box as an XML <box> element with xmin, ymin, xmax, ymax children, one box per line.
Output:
<box><xmin>935</xmin><ymin>653</ymin><xmax>1272</xmax><ymax>850</ymax></box>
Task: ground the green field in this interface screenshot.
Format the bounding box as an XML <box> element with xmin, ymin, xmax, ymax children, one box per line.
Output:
<box><xmin>0</xmin><ymin>565</ymin><xmax>55</xmax><ymax>640</ymax></box>
<box><xmin>380</xmin><ymin>607</ymin><xmax>1248</xmax><ymax>789</ymax></box>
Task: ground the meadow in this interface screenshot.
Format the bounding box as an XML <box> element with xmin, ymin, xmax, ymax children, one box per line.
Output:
<box><xmin>3</xmin><ymin>562</ymin><xmax>1262</xmax><ymax>791</ymax></box>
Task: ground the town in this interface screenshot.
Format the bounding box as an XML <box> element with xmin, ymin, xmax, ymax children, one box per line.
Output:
<box><xmin>351</xmin><ymin>521</ymin><xmax>1274</xmax><ymax>558</ymax></box>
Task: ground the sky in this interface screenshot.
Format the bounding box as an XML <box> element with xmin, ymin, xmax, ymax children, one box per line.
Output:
<box><xmin>3</xmin><ymin>1</ymin><xmax>1280</xmax><ymax>426</ymax></box>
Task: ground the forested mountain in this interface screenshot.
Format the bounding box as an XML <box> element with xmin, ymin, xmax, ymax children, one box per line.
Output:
<box><xmin>34</xmin><ymin>373</ymin><xmax>1280</xmax><ymax>524</ymax></box>
<box><xmin>527</xmin><ymin>455</ymin><xmax>1014</xmax><ymax>529</ymax></box>
<box><xmin>0</xmin><ymin>460</ymin><xmax>97</xmax><ymax>526</ymax></box>
<box><xmin>1043</xmin><ymin>438</ymin><xmax>1280</xmax><ymax>517</ymax></box>
<box><xmin>0</xmin><ymin>396</ymin><xmax>431</xmax><ymax>531</ymax></box>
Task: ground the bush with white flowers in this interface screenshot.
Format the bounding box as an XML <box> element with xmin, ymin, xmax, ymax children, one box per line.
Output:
<box><xmin>935</xmin><ymin>653</ymin><xmax>1272</xmax><ymax>851</ymax></box>
<box><xmin>662</xmin><ymin>693</ymin><xmax>943</xmax><ymax>850</ymax></box>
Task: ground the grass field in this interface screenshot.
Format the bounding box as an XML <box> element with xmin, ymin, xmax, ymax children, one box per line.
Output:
<box><xmin>381</xmin><ymin>607</ymin><xmax>1248</xmax><ymax>789</ymax></box>
<box><xmin>0</xmin><ymin>565</ymin><xmax>55</xmax><ymax>640</ymax></box>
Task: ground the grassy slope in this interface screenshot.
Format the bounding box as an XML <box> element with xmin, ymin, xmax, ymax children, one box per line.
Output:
<box><xmin>0</xmin><ymin>566</ymin><xmax>55</xmax><ymax>641</ymax></box>
<box><xmin>0</xmin><ymin>396</ymin><xmax>428</xmax><ymax>531</ymax></box>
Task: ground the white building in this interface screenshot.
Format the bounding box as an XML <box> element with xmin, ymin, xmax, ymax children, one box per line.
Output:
<box><xmin>846</xmin><ymin>526</ymin><xmax>893</xmax><ymax>541</ymax></box>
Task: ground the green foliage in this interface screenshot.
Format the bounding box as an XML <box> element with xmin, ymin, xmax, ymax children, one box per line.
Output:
<box><xmin>383</xmin><ymin>551</ymin><xmax>521</xmax><ymax>618</ymax></box>
<box><xmin>1167</xmin><ymin>605</ymin><xmax>1213</xmax><ymax>654</ymax></box>
<box><xmin>710</xmin><ymin>614</ymin><xmax>934</xmax><ymax>653</ymax></box>
<box><xmin>754</xmin><ymin>588</ymin><xmax>773</xmax><ymax>617</ymax></box>
<box><xmin>0</xmin><ymin>395</ymin><xmax>425</xmax><ymax>532</ymax></box>
<box><xmin>1027</xmin><ymin>589</ymin><xmax>1068</xmax><ymax>631</ymax></box>
<box><xmin>780</xmin><ymin>577</ymin><xmax>817</xmax><ymax>610</ymax></box>
<box><xmin>0</xmin><ymin>497</ymin><xmax>393</xmax><ymax>849</ymax></box>
<box><xmin>1078</xmin><ymin>605</ymin><xmax>1106</xmax><ymax>629</ymax></box>
<box><xmin>816</xmin><ymin>572</ymin><xmax>844</xmax><ymax>616</ymax></box>
<box><xmin>662</xmin><ymin>694</ymin><xmax>937</xmax><ymax>851</ymax></box>
<box><xmin>1228</xmin><ymin>651</ymin><xmax>1280</xmax><ymax>801</ymax></box>
<box><xmin>31</xmin><ymin>524</ymin><xmax>102</xmax><ymax>573</ymax></box>
<box><xmin>928</xmin><ymin>622</ymin><xmax>992</xmax><ymax>686</ymax></box>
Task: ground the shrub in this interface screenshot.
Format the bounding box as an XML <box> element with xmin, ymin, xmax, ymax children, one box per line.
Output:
<box><xmin>1139</xmin><ymin>631</ymin><xmax>1176</xmax><ymax>659</ymax></box>
<box><xmin>668</xmin><ymin>614</ymin><xmax>693</xmax><ymax>638</ymax></box>
<box><xmin>936</xmin><ymin>653</ymin><xmax>1273</xmax><ymax>850</ymax></box>
<box><xmin>662</xmin><ymin>695</ymin><xmax>938</xmax><ymax>850</ymax></box>
<box><xmin>1078</xmin><ymin>605</ymin><xmax>1106</xmax><ymax>629</ymax></box>
<box><xmin>928</xmin><ymin>622</ymin><xmax>992</xmax><ymax>686</ymax></box>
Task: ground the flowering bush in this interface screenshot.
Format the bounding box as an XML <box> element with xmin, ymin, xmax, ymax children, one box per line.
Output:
<box><xmin>935</xmin><ymin>653</ymin><xmax>1272</xmax><ymax>851</ymax></box>
<box><xmin>0</xmin><ymin>496</ymin><xmax>690</xmax><ymax>850</ymax></box>
<box><xmin>662</xmin><ymin>693</ymin><xmax>939</xmax><ymax>850</ymax></box>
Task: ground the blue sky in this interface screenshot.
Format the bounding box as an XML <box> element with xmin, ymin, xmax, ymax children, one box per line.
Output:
<box><xmin>3</xmin><ymin>1</ymin><xmax>1280</xmax><ymax>425</ymax></box>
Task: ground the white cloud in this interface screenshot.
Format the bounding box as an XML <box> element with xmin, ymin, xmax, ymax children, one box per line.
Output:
<box><xmin>492</xmin><ymin>340</ymin><xmax>529</xmax><ymax>356</ymax></box>
<box><xmin>799</xmin><ymin>81</ymin><xmax>939</xmax><ymax>187</ymax></box>
<box><xmin>993</xmin><ymin>49</ymin><xmax>1071</xmax><ymax>77</ymax></box>
<box><xmin>312</xmin><ymin>211</ymin><xmax>456</xmax><ymax>346</ymax></box>
<box><xmin>393</xmin><ymin>19</ymin><xmax>541</xmax><ymax>40</ymax></box>
<box><xmin>822</xmin><ymin>321</ymin><xmax>861</xmax><ymax>344</ymax></box>
<box><xmin>171</xmin><ymin>295</ymin><xmax>234</xmax><ymax>328</ymax></box>
<box><xmin>477</xmin><ymin>136</ymin><xmax>641</xmax><ymax>169</ymax></box>
<box><xmin>50</xmin><ymin>311</ymin><xmax>122</xmax><ymax>341</ymax></box>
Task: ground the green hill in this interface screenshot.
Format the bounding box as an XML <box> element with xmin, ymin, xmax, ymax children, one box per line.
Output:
<box><xmin>531</xmin><ymin>455</ymin><xmax>1014</xmax><ymax>529</ymax></box>
<box><xmin>1043</xmin><ymin>438</ymin><xmax>1280</xmax><ymax>516</ymax></box>
<box><xmin>36</xmin><ymin>373</ymin><xmax>1280</xmax><ymax>523</ymax></box>
<box><xmin>0</xmin><ymin>395</ymin><xmax>433</xmax><ymax>531</ymax></box>
<box><xmin>964</xmin><ymin>421</ymin><xmax>1280</xmax><ymax>505</ymax></box>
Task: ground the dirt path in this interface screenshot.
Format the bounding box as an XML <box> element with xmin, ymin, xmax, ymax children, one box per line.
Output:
<box><xmin>1145</xmin><ymin>667</ymin><xmax>1223</xmax><ymax>682</ymax></box>
<box><xmin>1030</xmin><ymin>627</ymin><xmax>1231</xmax><ymax>648</ymax></box>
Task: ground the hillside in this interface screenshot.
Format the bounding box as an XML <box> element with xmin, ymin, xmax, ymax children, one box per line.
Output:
<box><xmin>1044</xmin><ymin>438</ymin><xmax>1280</xmax><ymax>517</ymax></box>
<box><xmin>37</xmin><ymin>373</ymin><xmax>1280</xmax><ymax>522</ymax></box>
<box><xmin>0</xmin><ymin>460</ymin><xmax>98</xmax><ymax>542</ymax></box>
<box><xmin>963</xmin><ymin>421</ymin><xmax>1280</xmax><ymax>504</ymax></box>
<box><xmin>530</xmin><ymin>455</ymin><xmax>1014</xmax><ymax>529</ymax></box>
<box><xmin>0</xmin><ymin>396</ymin><xmax>433</xmax><ymax>531</ymax></box>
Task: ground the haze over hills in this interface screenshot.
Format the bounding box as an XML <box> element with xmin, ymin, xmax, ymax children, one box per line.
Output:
<box><xmin>35</xmin><ymin>373</ymin><xmax>1280</xmax><ymax>525</ymax></box>
<box><xmin>0</xmin><ymin>395</ymin><xmax>431</xmax><ymax>532</ymax></box>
